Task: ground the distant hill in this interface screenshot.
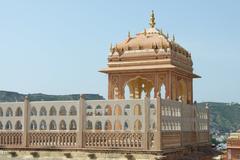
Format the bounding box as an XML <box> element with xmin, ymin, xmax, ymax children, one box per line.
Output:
<box><xmin>0</xmin><ymin>90</ymin><xmax>104</xmax><ymax>102</ymax></box>
<box><xmin>198</xmin><ymin>102</ymin><xmax>240</xmax><ymax>134</ymax></box>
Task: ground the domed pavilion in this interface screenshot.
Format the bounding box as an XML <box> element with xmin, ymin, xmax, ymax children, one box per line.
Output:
<box><xmin>100</xmin><ymin>11</ymin><xmax>200</xmax><ymax>104</ymax></box>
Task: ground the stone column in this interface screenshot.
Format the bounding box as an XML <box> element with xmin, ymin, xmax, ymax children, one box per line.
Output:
<box><xmin>77</xmin><ymin>96</ymin><xmax>85</xmax><ymax>148</ymax></box>
<box><xmin>154</xmin><ymin>94</ymin><xmax>162</xmax><ymax>150</ymax></box>
<box><xmin>143</xmin><ymin>96</ymin><xmax>150</xmax><ymax>150</ymax></box>
<box><xmin>23</xmin><ymin>96</ymin><xmax>30</xmax><ymax>147</ymax></box>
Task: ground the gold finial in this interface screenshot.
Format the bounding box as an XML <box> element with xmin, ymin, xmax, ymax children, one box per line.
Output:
<box><xmin>173</xmin><ymin>34</ymin><xmax>175</xmax><ymax>42</ymax></box>
<box><xmin>128</xmin><ymin>31</ymin><xmax>131</xmax><ymax>38</ymax></box>
<box><xmin>149</xmin><ymin>10</ymin><xmax>156</xmax><ymax>28</ymax></box>
<box><xmin>110</xmin><ymin>43</ymin><xmax>113</xmax><ymax>51</ymax></box>
<box><xmin>144</xmin><ymin>28</ymin><xmax>147</xmax><ymax>36</ymax></box>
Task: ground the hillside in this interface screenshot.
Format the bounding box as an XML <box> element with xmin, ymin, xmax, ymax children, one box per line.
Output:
<box><xmin>198</xmin><ymin>102</ymin><xmax>240</xmax><ymax>133</ymax></box>
<box><xmin>0</xmin><ymin>90</ymin><xmax>104</xmax><ymax>102</ymax></box>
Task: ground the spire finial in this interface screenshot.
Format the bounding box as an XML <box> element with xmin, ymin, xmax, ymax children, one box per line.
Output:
<box><xmin>149</xmin><ymin>10</ymin><xmax>156</xmax><ymax>28</ymax></box>
<box><xmin>173</xmin><ymin>34</ymin><xmax>175</xmax><ymax>42</ymax></box>
<box><xmin>128</xmin><ymin>31</ymin><xmax>131</xmax><ymax>38</ymax></box>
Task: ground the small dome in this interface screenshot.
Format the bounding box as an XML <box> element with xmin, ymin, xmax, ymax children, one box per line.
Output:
<box><xmin>109</xmin><ymin>11</ymin><xmax>191</xmax><ymax>59</ymax></box>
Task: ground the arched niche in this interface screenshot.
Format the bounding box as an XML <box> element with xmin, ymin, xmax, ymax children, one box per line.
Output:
<box><xmin>124</xmin><ymin>76</ymin><xmax>154</xmax><ymax>99</ymax></box>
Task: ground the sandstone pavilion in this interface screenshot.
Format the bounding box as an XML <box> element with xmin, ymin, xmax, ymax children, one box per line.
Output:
<box><xmin>0</xmin><ymin>11</ymin><xmax>210</xmax><ymax>160</ymax></box>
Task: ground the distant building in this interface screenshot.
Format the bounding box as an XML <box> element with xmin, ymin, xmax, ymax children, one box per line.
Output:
<box><xmin>227</xmin><ymin>132</ymin><xmax>240</xmax><ymax>160</ymax></box>
<box><xmin>0</xmin><ymin>11</ymin><xmax>210</xmax><ymax>159</ymax></box>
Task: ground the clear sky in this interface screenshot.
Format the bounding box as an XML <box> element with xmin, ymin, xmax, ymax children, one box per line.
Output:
<box><xmin>0</xmin><ymin>0</ymin><xmax>239</xmax><ymax>102</ymax></box>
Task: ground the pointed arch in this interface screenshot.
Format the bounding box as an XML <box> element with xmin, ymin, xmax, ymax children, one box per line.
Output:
<box><xmin>86</xmin><ymin>105</ymin><xmax>93</xmax><ymax>116</ymax></box>
<box><xmin>114</xmin><ymin>120</ymin><xmax>122</xmax><ymax>130</ymax></box>
<box><xmin>95</xmin><ymin>105</ymin><xmax>102</xmax><ymax>116</ymax></box>
<box><xmin>5</xmin><ymin>121</ymin><xmax>12</xmax><ymax>130</ymax></box>
<box><xmin>49</xmin><ymin>120</ymin><xmax>57</xmax><ymax>130</ymax></box>
<box><xmin>15</xmin><ymin>107</ymin><xmax>23</xmax><ymax>116</ymax></box>
<box><xmin>86</xmin><ymin>120</ymin><xmax>93</xmax><ymax>130</ymax></box>
<box><xmin>59</xmin><ymin>120</ymin><xmax>66</xmax><ymax>130</ymax></box>
<box><xmin>124</xmin><ymin>121</ymin><xmax>129</xmax><ymax>130</ymax></box>
<box><xmin>40</xmin><ymin>106</ymin><xmax>47</xmax><ymax>116</ymax></box>
<box><xmin>134</xmin><ymin>104</ymin><xmax>142</xmax><ymax>115</ymax></box>
<box><xmin>134</xmin><ymin>119</ymin><xmax>142</xmax><ymax>131</ymax></box>
<box><xmin>30</xmin><ymin>120</ymin><xmax>37</xmax><ymax>130</ymax></box>
<box><xmin>0</xmin><ymin>107</ymin><xmax>3</xmax><ymax>116</ymax></box>
<box><xmin>69</xmin><ymin>105</ymin><xmax>77</xmax><ymax>115</ymax></box>
<box><xmin>95</xmin><ymin>121</ymin><xmax>102</xmax><ymax>130</ymax></box>
<box><xmin>70</xmin><ymin>120</ymin><xmax>77</xmax><ymax>130</ymax></box>
<box><xmin>159</xmin><ymin>83</ymin><xmax>166</xmax><ymax>99</ymax></box>
<box><xmin>6</xmin><ymin>107</ymin><xmax>13</xmax><ymax>117</ymax></box>
<box><xmin>124</xmin><ymin>104</ymin><xmax>131</xmax><ymax>115</ymax></box>
<box><xmin>49</xmin><ymin>106</ymin><xmax>57</xmax><ymax>116</ymax></box>
<box><xmin>114</xmin><ymin>105</ymin><xmax>122</xmax><ymax>116</ymax></box>
<box><xmin>15</xmin><ymin>121</ymin><xmax>22</xmax><ymax>130</ymax></box>
<box><xmin>105</xmin><ymin>105</ymin><xmax>112</xmax><ymax>115</ymax></box>
<box><xmin>59</xmin><ymin>106</ymin><xmax>67</xmax><ymax>116</ymax></box>
<box><xmin>40</xmin><ymin>120</ymin><xmax>47</xmax><ymax>130</ymax></box>
<box><xmin>104</xmin><ymin>120</ymin><xmax>112</xmax><ymax>130</ymax></box>
<box><xmin>30</xmin><ymin>107</ymin><xmax>37</xmax><ymax>116</ymax></box>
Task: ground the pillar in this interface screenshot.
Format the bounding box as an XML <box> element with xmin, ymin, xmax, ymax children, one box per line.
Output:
<box><xmin>154</xmin><ymin>94</ymin><xmax>162</xmax><ymax>150</ymax></box>
<box><xmin>77</xmin><ymin>95</ymin><xmax>85</xmax><ymax>148</ymax></box>
<box><xmin>23</xmin><ymin>96</ymin><xmax>29</xmax><ymax>147</ymax></box>
<box><xmin>143</xmin><ymin>96</ymin><xmax>150</xmax><ymax>150</ymax></box>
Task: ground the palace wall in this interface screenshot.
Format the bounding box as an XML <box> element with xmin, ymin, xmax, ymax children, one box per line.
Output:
<box><xmin>0</xmin><ymin>97</ymin><xmax>209</xmax><ymax>152</ymax></box>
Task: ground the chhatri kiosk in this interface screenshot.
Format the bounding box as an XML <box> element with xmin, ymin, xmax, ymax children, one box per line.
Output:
<box><xmin>0</xmin><ymin>11</ymin><xmax>210</xmax><ymax>159</ymax></box>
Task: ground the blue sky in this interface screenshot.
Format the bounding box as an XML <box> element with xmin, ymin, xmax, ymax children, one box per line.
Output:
<box><xmin>0</xmin><ymin>0</ymin><xmax>239</xmax><ymax>102</ymax></box>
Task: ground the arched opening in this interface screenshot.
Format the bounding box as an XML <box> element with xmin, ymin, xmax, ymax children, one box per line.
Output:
<box><xmin>0</xmin><ymin>108</ymin><xmax>3</xmax><ymax>116</ymax></box>
<box><xmin>15</xmin><ymin>121</ymin><xmax>22</xmax><ymax>130</ymax></box>
<box><xmin>70</xmin><ymin>120</ymin><xmax>77</xmax><ymax>130</ymax></box>
<box><xmin>124</xmin><ymin>77</ymin><xmax>154</xmax><ymax>99</ymax></box>
<box><xmin>114</xmin><ymin>120</ymin><xmax>122</xmax><ymax>130</ymax></box>
<box><xmin>134</xmin><ymin>120</ymin><xmax>142</xmax><ymax>131</ymax></box>
<box><xmin>104</xmin><ymin>105</ymin><xmax>112</xmax><ymax>116</ymax></box>
<box><xmin>114</xmin><ymin>105</ymin><xmax>122</xmax><ymax>116</ymax></box>
<box><xmin>178</xmin><ymin>79</ymin><xmax>187</xmax><ymax>103</ymax></box>
<box><xmin>95</xmin><ymin>121</ymin><xmax>102</xmax><ymax>130</ymax></box>
<box><xmin>49</xmin><ymin>106</ymin><xmax>57</xmax><ymax>116</ymax></box>
<box><xmin>124</xmin><ymin>84</ymin><xmax>131</xmax><ymax>99</ymax></box>
<box><xmin>30</xmin><ymin>107</ymin><xmax>37</xmax><ymax>116</ymax></box>
<box><xmin>59</xmin><ymin>106</ymin><xmax>67</xmax><ymax>116</ymax></box>
<box><xmin>0</xmin><ymin>121</ymin><xmax>3</xmax><ymax>130</ymax></box>
<box><xmin>5</xmin><ymin>121</ymin><xmax>12</xmax><ymax>130</ymax></box>
<box><xmin>69</xmin><ymin>106</ymin><xmax>77</xmax><ymax>115</ymax></box>
<box><xmin>40</xmin><ymin>120</ymin><xmax>47</xmax><ymax>130</ymax></box>
<box><xmin>40</xmin><ymin>107</ymin><xmax>47</xmax><ymax>116</ymax></box>
<box><xmin>124</xmin><ymin>121</ymin><xmax>129</xmax><ymax>130</ymax></box>
<box><xmin>104</xmin><ymin>120</ymin><xmax>112</xmax><ymax>130</ymax></box>
<box><xmin>59</xmin><ymin>120</ymin><xmax>66</xmax><ymax>130</ymax></box>
<box><xmin>86</xmin><ymin>105</ymin><xmax>93</xmax><ymax>116</ymax></box>
<box><xmin>30</xmin><ymin>120</ymin><xmax>37</xmax><ymax>130</ymax></box>
<box><xmin>86</xmin><ymin>120</ymin><xmax>93</xmax><ymax>130</ymax></box>
<box><xmin>15</xmin><ymin>107</ymin><xmax>23</xmax><ymax>116</ymax></box>
<box><xmin>49</xmin><ymin>120</ymin><xmax>57</xmax><ymax>130</ymax></box>
<box><xmin>6</xmin><ymin>108</ymin><xmax>13</xmax><ymax>117</ymax></box>
<box><xmin>159</xmin><ymin>83</ymin><xmax>166</xmax><ymax>99</ymax></box>
<box><xmin>134</xmin><ymin>104</ymin><xmax>142</xmax><ymax>115</ymax></box>
<box><xmin>95</xmin><ymin>105</ymin><xmax>102</xmax><ymax>116</ymax></box>
<box><xmin>124</xmin><ymin>104</ymin><xmax>131</xmax><ymax>115</ymax></box>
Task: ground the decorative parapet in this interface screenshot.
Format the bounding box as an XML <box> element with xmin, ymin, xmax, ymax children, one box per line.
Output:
<box><xmin>0</xmin><ymin>97</ymin><xmax>209</xmax><ymax>151</ymax></box>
